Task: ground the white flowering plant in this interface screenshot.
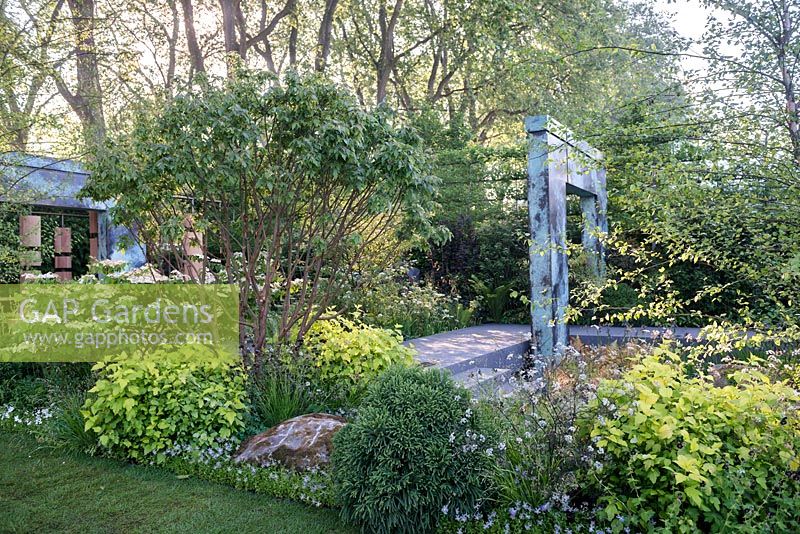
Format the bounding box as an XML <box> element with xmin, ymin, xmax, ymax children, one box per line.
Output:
<box><xmin>341</xmin><ymin>263</ymin><xmax>476</xmax><ymax>339</ymax></box>
<box><xmin>158</xmin><ymin>438</ymin><xmax>336</xmax><ymax>508</ymax></box>
<box><xmin>488</xmin><ymin>346</ymin><xmax>605</xmax><ymax>515</ymax></box>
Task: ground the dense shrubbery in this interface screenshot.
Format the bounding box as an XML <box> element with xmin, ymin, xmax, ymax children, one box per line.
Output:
<box><xmin>586</xmin><ymin>349</ymin><xmax>800</xmax><ymax>532</ymax></box>
<box><xmin>0</xmin><ymin>362</ymin><xmax>93</xmax><ymax>410</ymax></box>
<box><xmin>332</xmin><ymin>365</ymin><xmax>496</xmax><ymax>534</ymax></box>
<box><xmin>415</xmin><ymin>212</ymin><xmax>530</xmax><ymax>324</ymax></box>
<box><xmin>301</xmin><ymin>314</ymin><xmax>415</xmax><ymax>394</ymax></box>
<box><xmin>82</xmin><ymin>346</ymin><xmax>247</xmax><ymax>463</ymax></box>
<box><xmin>343</xmin><ymin>264</ymin><xmax>475</xmax><ymax>339</ymax></box>
<box><xmin>0</xmin><ymin>363</ymin><xmax>48</xmax><ymax>408</ymax></box>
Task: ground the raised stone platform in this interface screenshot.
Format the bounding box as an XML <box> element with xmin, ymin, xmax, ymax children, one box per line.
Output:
<box><xmin>406</xmin><ymin>324</ymin><xmax>531</xmax><ymax>373</ymax></box>
<box><xmin>405</xmin><ymin>323</ymin><xmax>704</xmax><ymax>392</ymax></box>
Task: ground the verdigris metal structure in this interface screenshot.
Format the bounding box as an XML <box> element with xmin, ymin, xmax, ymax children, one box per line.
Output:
<box><xmin>0</xmin><ymin>153</ymin><xmax>145</xmax><ymax>269</ymax></box>
<box><xmin>526</xmin><ymin>116</ymin><xmax>607</xmax><ymax>359</ymax></box>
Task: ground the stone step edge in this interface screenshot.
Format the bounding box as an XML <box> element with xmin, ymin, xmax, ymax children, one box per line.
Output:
<box><xmin>413</xmin><ymin>340</ymin><xmax>530</xmax><ymax>375</ymax></box>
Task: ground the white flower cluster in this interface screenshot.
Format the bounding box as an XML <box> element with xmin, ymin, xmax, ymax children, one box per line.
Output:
<box><xmin>107</xmin><ymin>263</ymin><xmax>169</xmax><ymax>284</ymax></box>
<box><xmin>95</xmin><ymin>259</ymin><xmax>127</xmax><ymax>270</ymax></box>
<box><xmin>0</xmin><ymin>404</ymin><xmax>53</xmax><ymax>426</ymax></box>
<box><xmin>446</xmin><ymin>493</ymin><xmax>625</xmax><ymax>533</ymax></box>
<box><xmin>20</xmin><ymin>272</ymin><xmax>59</xmax><ymax>283</ymax></box>
<box><xmin>161</xmin><ymin>437</ymin><xmax>238</xmax><ymax>463</ymax></box>
<box><xmin>157</xmin><ymin>436</ymin><xmax>330</xmax><ymax>507</ymax></box>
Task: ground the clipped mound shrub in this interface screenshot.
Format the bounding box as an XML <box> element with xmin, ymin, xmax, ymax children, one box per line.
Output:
<box><xmin>332</xmin><ymin>365</ymin><xmax>495</xmax><ymax>534</ymax></box>
<box><xmin>586</xmin><ymin>348</ymin><xmax>800</xmax><ymax>532</ymax></box>
<box><xmin>83</xmin><ymin>345</ymin><xmax>247</xmax><ymax>463</ymax></box>
<box><xmin>302</xmin><ymin>314</ymin><xmax>414</xmax><ymax>393</ymax></box>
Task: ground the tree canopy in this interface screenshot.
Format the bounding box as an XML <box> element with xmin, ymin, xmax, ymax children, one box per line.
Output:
<box><xmin>4</xmin><ymin>0</ymin><xmax>800</xmax><ymax>333</ymax></box>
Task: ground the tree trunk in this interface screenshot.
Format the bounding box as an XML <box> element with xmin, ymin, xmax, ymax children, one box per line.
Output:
<box><xmin>59</xmin><ymin>0</ymin><xmax>106</xmax><ymax>147</ymax></box>
<box><xmin>315</xmin><ymin>0</ymin><xmax>339</xmax><ymax>72</ymax></box>
<box><xmin>376</xmin><ymin>0</ymin><xmax>403</xmax><ymax>104</ymax></box>
<box><xmin>778</xmin><ymin>4</ymin><xmax>800</xmax><ymax>162</ymax></box>
<box><xmin>180</xmin><ymin>0</ymin><xmax>205</xmax><ymax>76</ymax></box>
<box><xmin>218</xmin><ymin>0</ymin><xmax>244</xmax><ymax>74</ymax></box>
<box><xmin>166</xmin><ymin>0</ymin><xmax>179</xmax><ymax>92</ymax></box>
<box><xmin>289</xmin><ymin>24</ymin><xmax>297</xmax><ymax>66</ymax></box>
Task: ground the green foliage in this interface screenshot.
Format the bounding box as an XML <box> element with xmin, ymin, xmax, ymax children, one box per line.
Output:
<box><xmin>0</xmin><ymin>202</ymin><xmax>25</xmax><ymax>283</ymax></box>
<box><xmin>40</xmin><ymin>391</ymin><xmax>98</xmax><ymax>455</ymax></box>
<box><xmin>248</xmin><ymin>366</ymin><xmax>316</xmax><ymax>430</ymax></box>
<box><xmin>586</xmin><ymin>348</ymin><xmax>800</xmax><ymax>532</ymax></box>
<box><xmin>0</xmin><ymin>363</ymin><xmax>48</xmax><ymax>408</ymax></box>
<box><xmin>419</xmin><ymin>213</ymin><xmax>479</xmax><ymax>294</ymax></box>
<box><xmin>344</xmin><ymin>264</ymin><xmax>475</xmax><ymax>339</ymax></box>
<box><xmin>415</xmin><ymin>206</ymin><xmax>530</xmax><ymax>324</ymax></box>
<box><xmin>332</xmin><ymin>365</ymin><xmax>495</xmax><ymax>534</ymax></box>
<box><xmin>599</xmin><ymin>282</ymin><xmax>640</xmax><ymax>316</ymax></box>
<box><xmin>438</xmin><ymin>507</ymin><xmax>597</xmax><ymax>533</ymax></box>
<box><xmin>82</xmin><ymin>346</ymin><xmax>247</xmax><ymax>463</ymax></box>
<box><xmin>470</xmin><ymin>276</ymin><xmax>512</xmax><ymax>323</ymax></box>
<box><xmin>0</xmin><ymin>362</ymin><xmax>93</xmax><ymax>410</ymax></box>
<box><xmin>302</xmin><ymin>314</ymin><xmax>414</xmax><ymax>395</ymax></box>
<box><xmin>473</xmin><ymin>211</ymin><xmax>529</xmax><ymax>293</ymax></box>
<box><xmin>588</xmin><ymin>78</ymin><xmax>800</xmax><ymax>328</ymax></box>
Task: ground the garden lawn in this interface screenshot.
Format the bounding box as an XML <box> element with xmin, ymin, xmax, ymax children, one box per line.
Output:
<box><xmin>0</xmin><ymin>432</ymin><xmax>352</xmax><ymax>534</ymax></box>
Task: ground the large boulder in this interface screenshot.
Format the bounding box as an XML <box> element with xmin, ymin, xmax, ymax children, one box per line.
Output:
<box><xmin>233</xmin><ymin>413</ymin><xmax>347</xmax><ymax>471</ymax></box>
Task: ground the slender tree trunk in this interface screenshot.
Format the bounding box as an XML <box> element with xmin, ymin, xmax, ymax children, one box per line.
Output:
<box><xmin>166</xmin><ymin>0</ymin><xmax>179</xmax><ymax>92</ymax></box>
<box><xmin>218</xmin><ymin>0</ymin><xmax>244</xmax><ymax>74</ymax></box>
<box><xmin>289</xmin><ymin>24</ymin><xmax>297</xmax><ymax>66</ymax></box>
<box><xmin>376</xmin><ymin>0</ymin><xmax>403</xmax><ymax>104</ymax></box>
<box><xmin>180</xmin><ymin>0</ymin><xmax>205</xmax><ymax>76</ymax></box>
<box><xmin>58</xmin><ymin>0</ymin><xmax>106</xmax><ymax>147</ymax></box>
<box><xmin>777</xmin><ymin>3</ymin><xmax>800</xmax><ymax>162</ymax></box>
<box><xmin>315</xmin><ymin>0</ymin><xmax>339</xmax><ymax>72</ymax></box>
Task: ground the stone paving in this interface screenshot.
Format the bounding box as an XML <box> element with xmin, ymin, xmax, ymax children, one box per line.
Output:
<box><xmin>404</xmin><ymin>324</ymin><xmax>531</xmax><ymax>373</ymax></box>
<box><xmin>405</xmin><ymin>323</ymin><xmax>705</xmax><ymax>391</ymax></box>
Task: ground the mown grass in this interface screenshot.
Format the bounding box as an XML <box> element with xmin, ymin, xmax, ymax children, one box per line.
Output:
<box><xmin>0</xmin><ymin>432</ymin><xmax>353</xmax><ymax>534</ymax></box>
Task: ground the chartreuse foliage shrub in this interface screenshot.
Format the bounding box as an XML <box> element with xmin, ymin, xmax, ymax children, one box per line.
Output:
<box><xmin>302</xmin><ymin>314</ymin><xmax>414</xmax><ymax>393</ymax></box>
<box><xmin>587</xmin><ymin>348</ymin><xmax>800</xmax><ymax>532</ymax></box>
<box><xmin>332</xmin><ymin>365</ymin><xmax>496</xmax><ymax>534</ymax></box>
<box><xmin>82</xmin><ymin>346</ymin><xmax>247</xmax><ymax>463</ymax></box>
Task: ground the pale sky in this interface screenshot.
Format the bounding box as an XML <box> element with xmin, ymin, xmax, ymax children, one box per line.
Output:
<box><xmin>653</xmin><ymin>0</ymin><xmax>731</xmax><ymax>74</ymax></box>
<box><xmin>654</xmin><ymin>0</ymin><xmax>713</xmax><ymax>41</ymax></box>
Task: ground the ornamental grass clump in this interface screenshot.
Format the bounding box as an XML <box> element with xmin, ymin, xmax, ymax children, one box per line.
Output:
<box><xmin>586</xmin><ymin>347</ymin><xmax>800</xmax><ymax>532</ymax></box>
<box><xmin>331</xmin><ymin>365</ymin><xmax>496</xmax><ymax>534</ymax></box>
